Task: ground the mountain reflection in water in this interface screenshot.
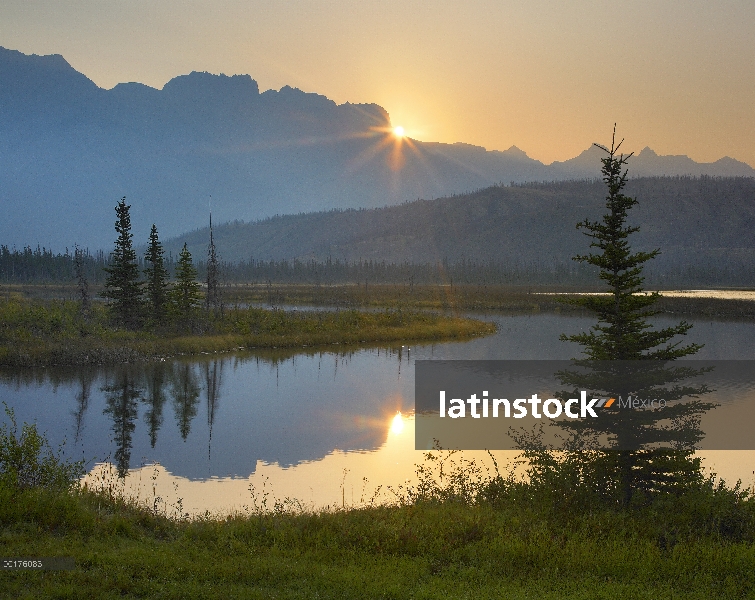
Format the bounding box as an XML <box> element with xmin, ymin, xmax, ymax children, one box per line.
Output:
<box><xmin>1</xmin><ymin>348</ymin><xmax>412</xmax><ymax>481</ymax></box>
<box><xmin>3</xmin><ymin>311</ymin><xmax>755</xmax><ymax>512</ymax></box>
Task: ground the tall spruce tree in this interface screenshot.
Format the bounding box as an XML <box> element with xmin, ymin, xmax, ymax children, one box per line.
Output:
<box><xmin>171</xmin><ymin>243</ymin><xmax>201</xmax><ymax>328</ymax></box>
<box><xmin>103</xmin><ymin>198</ymin><xmax>142</xmax><ymax>328</ymax></box>
<box><xmin>205</xmin><ymin>212</ymin><xmax>222</xmax><ymax>316</ymax></box>
<box><xmin>144</xmin><ymin>224</ymin><xmax>170</xmax><ymax>323</ymax></box>
<box><xmin>74</xmin><ymin>244</ymin><xmax>90</xmax><ymax>319</ymax></box>
<box><xmin>531</xmin><ymin>128</ymin><xmax>715</xmax><ymax>506</ymax></box>
<box><xmin>562</xmin><ymin>130</ymin><xmax>700</xmax><ymax>361</ymax></box>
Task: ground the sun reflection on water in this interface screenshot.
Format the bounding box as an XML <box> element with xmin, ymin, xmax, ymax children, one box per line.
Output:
<box><xmin>390</xmin><ymin>412</ymin><xmax>405</xmax><ymax>436</ymax></box>
<box><xmin>82</xmin><ymin>417</ymin><xmax>755</xmax><ymax>519</ymax></box>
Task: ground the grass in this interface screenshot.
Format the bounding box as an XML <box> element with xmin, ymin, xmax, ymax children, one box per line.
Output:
<box><xmin>224</xmin><ymin>282</ymin><xmax>591</xmax><ymax>312</ymax></box>
<box><xmin>4</xmin><ymin>492</ymin><xmax>755</xmax><ymax>598</ymax></box>
<box><xmin>5</xmin><ymin>282</ymin><xmax>755</xmax><ymax>366</ymax></box>
<box><xmin>6</xmin><ymin>281</ymin><xmax>755</xmax><ymax>317</ymax></box>
<box><xmin>1</xmin><ymin>420</ymin><xmax>754</xmax><ymax>599</ymax></box>
<box><xmin>221</xmin><ymin>282</ymin><xmax>755</xmax><ymax>320</ymax></box>
<box><xmin>0</xmin><ymin>296</ymin><xmax>496</xmax><ymax>367</ymax></box>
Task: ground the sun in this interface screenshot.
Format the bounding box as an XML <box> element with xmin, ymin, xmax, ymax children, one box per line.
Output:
<box><xmin>393</xmin><ymin>125</ymin><xmax>405</xmax><ymax>138</ymax></box>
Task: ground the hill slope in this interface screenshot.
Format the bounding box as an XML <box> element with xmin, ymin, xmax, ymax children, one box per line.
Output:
<box><xmin>169</xmin><ymin>176</ymin><xmax>755</xmax><ymax>280</ymax></box>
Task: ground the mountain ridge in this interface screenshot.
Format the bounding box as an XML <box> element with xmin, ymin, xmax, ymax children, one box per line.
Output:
<box><xmin>1</xmin><ymin>45</ymin><xmax>752</xmax><ymax>251</ymax></box>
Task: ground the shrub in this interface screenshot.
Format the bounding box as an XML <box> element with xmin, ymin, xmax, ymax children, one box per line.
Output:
<box><xmin>0</xmin><ymin>404</ymin><xmax>84</xmax><ymax>491</ymax></box>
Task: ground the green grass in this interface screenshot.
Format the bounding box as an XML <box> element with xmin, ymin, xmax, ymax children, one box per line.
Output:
<box><xmin>7</xmin><ymin>282</ymin><xmax>755</xmax><ymax>318</ymax></box>
<box><xmin>0</xmin><ymin>297</ymin><xmax>496</xmax><ymax>367</ymax></box>
<box><xmin>225</xmin><ymin>282</ymin><xmax>755</xmax><ymax>319</ymax></box>
<box><xmin>2</xmin><ymin>470</ymin><xmax>755</xmax><ymax>598</ymax></box>
<box><xmin>224</xmin><ymin>282</ymin><xmax>587</xmax><ymax>312</ymax></box>
<box><xmin>1</xmin><ymin>418</ymin><xmax>755</xmax><ymax>598</ymax></box>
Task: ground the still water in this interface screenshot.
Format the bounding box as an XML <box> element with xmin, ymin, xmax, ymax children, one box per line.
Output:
<box><xmin>2</xmin><ymin>312</ymin><xmax>754</xmax><ymax>515</ymax></box>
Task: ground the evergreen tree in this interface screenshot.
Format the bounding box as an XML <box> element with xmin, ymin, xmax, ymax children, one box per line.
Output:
<box><xmin>205</xmin><ymin>213</ymin><xmax>222</xmax><ymax>316</ymax></box>
<box><xmin>74</xmin><ymin>244</ymin><xmax>90</xmax><ymax>319</ymax></box>
<box><xmin>170</xmin><ymin>243</ymin><xmax>201</xmax><ymax>328</ymax></box>
<box><xmin>143</xmin><ymin>224</ymin><xmax>170</xmax><ymax>323</ymax></box>
<box><xmin>535</xmin><ymin>129</ymin><xmax>715</xmax><ymax>506</ymax></box>
<box><xmin>103</xmin><ymin>198</ymin><xmax>142</xmax><ymax>328</ymax></box>
<box><xmin>562</xmin><ymin>131</ymin><xmax>700</xmax><ymax>360</ymax></box>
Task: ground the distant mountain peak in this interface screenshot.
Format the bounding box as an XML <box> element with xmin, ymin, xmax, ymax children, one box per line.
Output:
<box><xmin>0</xmin><ymin>45</ymin><xmax>98</xmax><ymax>102</ymax></box>
<box><xmin>501</xmin><ymin>145</ymin><xmax>530</xmax><ymax>159</ymax></box>
<box><xmin>449</xmin><ymin>141</ymin><xmax>487</xmax><ymax>151</ymax></box>
<box><xmin>0</xmin><ymin>46</ymin><xmax>71</xmax><ymax>70</ymax></box>
<box><xmin>550</xmin><ymin>144</ymin><xmax>604</xmax><ymax>168</ymax></box>
<box><xmin>162</xmin><ymin>70</ymin><xmax>260</xmax><ymax>97</ymax></box>
<box><xmin>638</xmin><ymin>146</ymin><xmax>657</xmax><ymax>157</ymax></box>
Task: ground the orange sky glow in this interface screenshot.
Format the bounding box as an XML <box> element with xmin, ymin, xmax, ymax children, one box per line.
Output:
<box><xmin>2</xmin><ymin>0</ymin><xmax>753</xmax><ymax>166</ymax></box>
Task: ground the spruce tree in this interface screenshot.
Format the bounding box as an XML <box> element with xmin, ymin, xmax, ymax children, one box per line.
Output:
<box><xmin>546</xmin><ymin>128</ymin><xmax>715</xmax><ymax>506</ymax></box>
<box><xmin>74</xmin><ymin>244</ymin><xmax>90</xmax><ymax>319</ymax></box>
<box><xmin>103</xmin><ymin>198</ymin><xmax>142</xmax><ymax>328</ymax></box>
<box><xmin>562</xmin><ymin>130</ymin><xmax>700</xmax><ymax>360</ymax></box>
<box><xmin>170</xmin><ymin>243</ymin><xmax>201</xmax><ymax>328</ymax></box>
<box><xmin>144</xmin><ymin>224</ymin><xmax>170</xmax><ymax>323</ymax></box>
<box><xmin>205</xmin><ymin>213</ymin><xmax>222</xmax><ymax>316</ymax></box>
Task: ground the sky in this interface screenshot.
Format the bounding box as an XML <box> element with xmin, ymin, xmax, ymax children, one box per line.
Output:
<box><xmin>1</xmin><ymin>0</ymin><xmax>754</xmax><ymax>166</ymax></box>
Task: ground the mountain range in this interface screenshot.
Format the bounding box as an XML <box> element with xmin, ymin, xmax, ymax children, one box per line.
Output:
<box><xmin>1</xmin><ymin>46</ymin><xmax>753</xmax><ymax>251</ymax></box>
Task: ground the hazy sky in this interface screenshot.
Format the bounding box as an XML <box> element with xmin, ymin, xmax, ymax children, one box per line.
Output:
<box><xmin>2</xmin><ymin>0</ymin><xmax>754</xmax><ymax>166</ymax></box>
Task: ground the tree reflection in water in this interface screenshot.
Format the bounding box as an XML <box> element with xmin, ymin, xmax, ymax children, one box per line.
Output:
<box><xmin>102</xmin><ymin>368</ymin><xmax>143</xmax><ymax>478</ymax></box>
<box><xmin>171</xmin><ymin>362</ymin><xmax>200</xmax><ymax>441</ymax></box>
<box><xmin>204</xmin><ymin>360</ymin><xmax>222</xmax><ymax>461</ymax></box>
<box><xmin>73</xmin><ymin>367</ymin><xmax>96</xmax><ymax>444</ymax></box>
<box><xmin>144</xmin><ymin>362</ymin><xmax>171</xmax><ymax>448</ymax></box>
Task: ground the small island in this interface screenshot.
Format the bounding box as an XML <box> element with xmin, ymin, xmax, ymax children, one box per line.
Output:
<box><xmin>0</xmin><ymin>295</ymin><xmax>495</xmax><ymax>367</ymax></box>
<box><xmin>0</xmin><ymin>199</ymin><xmax>496</xmax><ymax>368</ymax></box>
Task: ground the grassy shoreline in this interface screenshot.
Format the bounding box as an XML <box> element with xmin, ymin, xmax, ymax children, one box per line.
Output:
<box><xmin>1</xmin><ymin>452</ymin><xmax>754</xmax><ymax>598</ymax></box>
<box><xmin>3</xmin><ymin>281</ymin><xmax>755</xmax><ymax>367</ymax></box>
<box><xmin>0</xmin><ymin>296</ymin><xmax>495</xmax><ymax>367</ymax></box>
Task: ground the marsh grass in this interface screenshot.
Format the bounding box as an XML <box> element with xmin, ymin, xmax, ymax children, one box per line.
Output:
<box><xmin>0</xmin><ymin>296</ymin><xmax>495</xmax><ymax>366</ymax></box>
<box><xmin>220</xmin><ymin>282</ymin><xmax>755</xmax><ymax>320</ymax></box>
<box><xmin>7</xmin><ymin>281</ymin><xmax>755</xmax><ymax>316</ymax></box>
<box><xmin>2</xmin><ymin>417</ymin><xmax>755</xmax><ymax>598</ymax></box>
<box><xmin>224</xmin><ymin>282</ymin><xmax>587</xmax><ymax>312</ymax></box>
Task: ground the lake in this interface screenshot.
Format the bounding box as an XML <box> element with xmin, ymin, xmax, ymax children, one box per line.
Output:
<box><xmin>2</xmin><ymin>310</ymin><xmax>754</xmax><ymax>516</ymax></box>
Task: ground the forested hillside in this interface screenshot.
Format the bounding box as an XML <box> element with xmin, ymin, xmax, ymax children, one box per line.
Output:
<box><xmin>5</xmin><ymin>176</ymin><xmax>754</xmax><ymax>288</ymax></box>
<box><xmin>167</xmin><ymin>176</ymin><xmax>755</xmax><ymax>286</ymax></box>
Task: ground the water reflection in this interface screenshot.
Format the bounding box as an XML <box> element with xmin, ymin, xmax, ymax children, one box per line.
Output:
<box><xmin>83</xmin><ymin>414</ymin><xmax>523</xmax><ymax>516</ymax></box>
<box><xmin>171</xmin><ymin>363</ymin><xmax>200</xmax><ymax>441</ymax></box>
<box><xmin>0</xmin><ymin>347</ymin><xmax>414</xmax><ymax>479</ymax></box>
<box><xmin>204</xmin><ymin>360</ymin><xmax>222</xmax><ymax>461</ymax></box>
<box><xmin>390</xmin><ymin>412</ymin><xmax>405</xmax><ymax>436</ymax></box>
<box><xmin>102</xmin><ymin>369</ymin><xmax>143</xmax><ymax>478</ymax></box>
<box><xmin>144</xmin><ymin>363</ymin><xmax>169</xmax><ymax>448</ymax></box>
<box><xmin>73</xmin><ymin>367</ymin><xmax>96</xmax><ymax>444</ymax></box>
<box><xmin>2</xmin><ymin>311</ymin><xmax>755</xmax><ymax>513</ymax></box>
